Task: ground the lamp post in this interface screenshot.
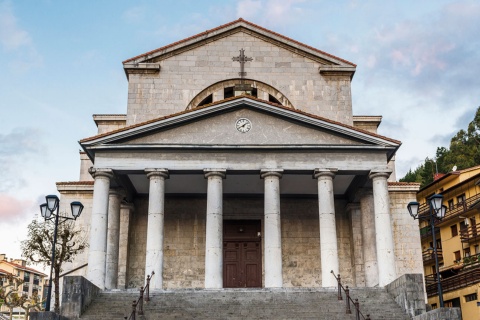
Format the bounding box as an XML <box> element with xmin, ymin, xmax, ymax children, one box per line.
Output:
<box><xmin>407</xmin><ymin>194</ymin><xmax>447</xmax><ymax>308</ymax></box>
<box><xmin>39</xmin><ymin>195</ymin><xmax>84</xmax><ymax>312</ymax></box>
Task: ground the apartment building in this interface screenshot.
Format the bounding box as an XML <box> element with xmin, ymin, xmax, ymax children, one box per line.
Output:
<box><xmin>417</xmin><ymin>165</ymin><xmax>480</xmax><ymax>319</ymax></box>
<box><xmin>0</xmin><ymin>254</ymin><xmax>46</xmax><ymax>313</ymax></box>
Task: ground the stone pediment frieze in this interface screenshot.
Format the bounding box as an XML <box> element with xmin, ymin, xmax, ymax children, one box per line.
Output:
<box><xmin>80</xmin><ymin>96</ymin><xmax>400</xmax><ymax>159</ymax></box>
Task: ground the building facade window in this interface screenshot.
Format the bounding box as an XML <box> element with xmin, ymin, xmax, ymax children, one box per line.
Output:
<box><xmin>454</xmin><ymin>250</ymin><xmax>461</xmax><ymax>262</ymax></box>
<box><xmin>465</xmin><ymin>293</ymin><xmax>478</xmax><ymax>302</ymax></box>
<box><xmin>451</xmin><ymin>224</ymin><xmax>458</xmax><ymax>237</ymax></box>
<box><xmin>464</xmin><ymin>247</ymin><xmax>471</xmax><ymax>257</ymax></box>
<box><xmin>448</xmin><ymin>199</ymin><xmax>454</xmax><ymax>210</ymax></box>
<box><xmin>457</xmin><ymin>194</ymin><xmax>466</xmax><ymax>205</ymax></box>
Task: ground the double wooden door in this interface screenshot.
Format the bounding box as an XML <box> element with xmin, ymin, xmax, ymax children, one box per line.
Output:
<box><xmin>223</xmin><ymin>220</ymin><xmax>262</xmax><ymax>288</ymax></box>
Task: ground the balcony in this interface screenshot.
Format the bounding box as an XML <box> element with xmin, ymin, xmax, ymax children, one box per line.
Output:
<box><xmin>426</xmin><ymin>266</ymin><xmax>480</xmax><ymax>297</ymax></box>
<box><xmin>418</xmin><ymin>192</ymin><xmax>480</xmax><ymax>225</ymax></box>
<box><xmin>460</xmin><ymin>223</ymin><xmax>480</xmax><ymax>243</ymax></box>
<box><xmin>422</xmin><ymin>249</ymin><xmax>443</xmax><ymax>264</ymax></box>
<box><xmin>419</xmin><ymin>225</ymin><xmax>440</xmax><ymax>240</ymax></box>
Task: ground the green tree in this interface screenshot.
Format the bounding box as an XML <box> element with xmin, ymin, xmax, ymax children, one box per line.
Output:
<box><xmin>400</xmin><ymin>106</ymin><xmax>480</xmax><ymax>187</ymax></box>
<box><xmin>20</xmin><ymin>219</ymin><xmax>87</xmax><ymax>313</ymax></box>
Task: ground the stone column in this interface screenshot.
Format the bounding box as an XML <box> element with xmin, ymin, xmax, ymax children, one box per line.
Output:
<box><xmin>359</xmin><ymin>188</ymin><xmax>379</xmax><ymax>287</ymax></box>
<box><xmin>117</xmin><ymin>203</ymin><xmax>134</xmax><ymax>289</ymax></box>
<box><xmin>105</xmin><ymin>188</ymin><xmax>125</xmax><ymax>289</ymax></box>
<box><xmin>145</xmin><ymin>169</ymin><xmax>169</xmax><ymax>290</ymax></box>
<box><xmin>346</xmin><ymin>203</ymin><xmax>364</xmax><ymax>287</ymax></box>
<box><xmin>204</xmin><ymin>169</ymin><xmax>226</xmax><ymax>289</ymax></box>
<box><xmin>87</xmin><ymin>168</ymin><xmax>114</xmax><ymax>289</ymax></box>
<box><xmin>314</xmin><ymin>168</ymin><xmax>339</xmax><ymax>287</ymax></box>
<box><xmin>261</xmin><ymin>169</ymin><xmax>283</xmax><ymax>288</ymax></box>
<box><xmin>369</xmin><ymin>169</ymin><xmax>397</xmax><ymax>286</ymax></box>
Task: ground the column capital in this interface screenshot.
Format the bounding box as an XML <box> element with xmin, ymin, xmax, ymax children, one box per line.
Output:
<box><xmin>145</xmin><ymin>168</ymin><xmax>169</xmax><ymax>179</ymax></box>
<box><xmin>260</xmin><ymin>168</ymin><xmax>283</xmax><ymax>179</ymax></box>
<box><xmin>120</xmin><ymin>202</ymin><xmax>135</xmax><ymax>212</ymax></box>
<box><xmin>89</xmin><ymin>167</ymin><xmax>114</xmax><ymax>179</ymax></box>
<box><xmin>345</xmin><ymin>202</ymin><xmax>361</xmax><ymax>212</ymax></box>
<box><xmin>369</xmin><ymin>167</ymin><xmax>392</xmax><ymax>180</ymax></box>
<box><xmin>109</xmin><ymin>188</ymin><xmax>126</xmax><ymax>198</ymax></box>
<box><xmin>204</xmin><ymin>168</ymin><xmax>226</xmax><ymax>179</ymax></box>
<box><xmin>313</xmin><ymin>168</ymin><xmax>338</xmax><ymax>179</ymax></box>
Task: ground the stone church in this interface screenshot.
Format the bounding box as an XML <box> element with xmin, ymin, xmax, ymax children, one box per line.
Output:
<box><xmin>57</xmin><ymin>18</ymin><xmax>422</xmax><ymax>292</ymax></box>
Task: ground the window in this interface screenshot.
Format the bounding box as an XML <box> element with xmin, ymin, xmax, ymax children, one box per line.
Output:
<box><xmin>23</xmin><ymin>271</ymin><xmax>30</xmax><ymax>282</ymax></box>
<box><xmin>475</xmin><ymin>245</ymin><xmax>479</xmax><ymax>254</ymax></box>
<box><xmin>431</xmin><ymin>303</ymin><xmax>438</xmax><ymax>309</ymax></box>
<box><xmin>460</xmin><ymin>220</ymin><xmax>468</xmax><ymax>230</ymax></box>
<box><xmin>465</xmin><ymin>293</ymin><xmax>478</xmax><ymax>302</ymax></box>
<box><xmin>454</xmin><ymin>250</ymin><xmax>461</xmax><ymax>262</ymax></box>
<box><xmin>457</xmin><ymin>194</ymin><xmax>466</xmax><ymax>204</ymax></box>
<box><xmin>451</xmin><ymin>224</ymin><xmax>458</xmax><ymax>237</ymax></box>
<box><xmin>22</xmin><ymin>283</ymin><xmax>29</xmax><ymax>293</ymax></box>
<box><xmin>464</xmin><ymin>247</ymin><xmax>471</xmax><ymax>257</ymax></box>
<box><xmin>448</xmin><ymin>199</ymin><xmax>454</xmax><ymax>210</ymax></box>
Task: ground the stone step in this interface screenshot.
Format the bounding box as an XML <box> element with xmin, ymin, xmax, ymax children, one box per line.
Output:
<box><xmin>79</xmin><ymin>288</ymin><xmax>410</xmax><ymax>320</ymax></box>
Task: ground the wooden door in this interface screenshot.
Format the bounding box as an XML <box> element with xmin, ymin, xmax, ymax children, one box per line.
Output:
<box><xmin>223</xmin><ymin>220</ymin><xmax>262</xmax><ymax>288</ymax></box>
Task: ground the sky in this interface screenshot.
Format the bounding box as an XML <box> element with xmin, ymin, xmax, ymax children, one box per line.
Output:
<box><xmin>0</xmin><ymin>0</ymin><xmax>479</xmax><ymax>262</ymax></box>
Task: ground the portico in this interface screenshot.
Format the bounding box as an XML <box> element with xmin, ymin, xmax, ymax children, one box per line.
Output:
<box><xmin>57</xmin><ymin>18</ymin><xmax>422</xmax><ymax>293</ymax></box>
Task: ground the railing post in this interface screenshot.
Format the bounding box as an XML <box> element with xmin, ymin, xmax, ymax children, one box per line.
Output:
<box><xmin>138</xmin><ymin>286</ymin><xmax>144</xmax><ymax>315</ymax></box>
<box><xmin>337</xmin><ymin>273</ymin><xmax>342</xmax><ymax>300</ymax></box>
<box><xmin>354</xmin><ymin>299</ymin><xmax>360</xmax><ymax>320</ymax></box>
<box><xmin>131</xmin><ymin>300</ymin><xmax>137</xmax><ymax>320</ymax></box>
<box><xmin>345</xmin><ymin>285</ymin><xmax>351</xmax><ymax>314</ymax></box>
<box><xmin>145</xmin><ymin>274</ymin><xmax>151</xmax><ymax>302</ymax></box>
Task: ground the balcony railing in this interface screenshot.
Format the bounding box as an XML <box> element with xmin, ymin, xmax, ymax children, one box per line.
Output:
<box><xmin>460</xmin><ymin>223</ymin><xmax>480</xmax><ymax>243</ymax></box>
<box><xmin>422</xmin><ymin>249</ymin><xmax>443</xmax><ymax>264</ymax></box>
<box><xmin>419</xmin><ymin>225</ymin><xmax>440</xmax><ymax>239</ymax></box>
<box><xmin>426</xmin><ymin>266</ymin><xmax>480</xmax><ymax>297</ymax></box>
<box><xmin>418</xmin><ymin>192</ymin><xmax>480</xmax><ymax>225</ymax></box>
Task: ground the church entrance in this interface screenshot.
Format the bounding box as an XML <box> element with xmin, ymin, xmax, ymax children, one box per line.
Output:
<box><xmin>223</xmin><ymin>220</ymin><xmax>262</xmax><ymax>288</ymax></box>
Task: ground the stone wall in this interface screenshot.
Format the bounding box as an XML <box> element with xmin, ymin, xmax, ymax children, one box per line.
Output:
<box><xmin>413</xmin><ymin>308</ymin><xmax>462</xmax><ymax>320</ymax></box>
<box><xmin>126</xmin><ymin>196</ymin><xmax>354</xmax><ymax>289</ymax></box>
<box><xmin>60</xmin><ymin>276</ymin><xmax>100</xmax><ymax>318</ymax></box>
<box><xmin>126</xmin><ymin>31</ymin><xmax>353</xmax><ymax>126</ymax></box>
<box><xmin>385</xmin><ymin>273</ymin><xmax>426</xmax><ymax>317</ymax></box>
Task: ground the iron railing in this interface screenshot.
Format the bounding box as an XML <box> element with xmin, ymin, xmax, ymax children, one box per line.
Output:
<box><xmin>418</xmin><ymin>192</ymin><xmax>480</xmax><ymax>225</ymax></box>
<box><xmin>425</xmin><ymin>266</ymin><xmax>480</xmax><ymax>297</ymax></box>
<box><xmin>331</xmin><ymin>271</ymin><xmax>371</xmax><ymax>320</ymax></box>
<box><xmin>126</xmin><ymin>271</ymin><xmax>155</xmax><ymax>320</ymax></box>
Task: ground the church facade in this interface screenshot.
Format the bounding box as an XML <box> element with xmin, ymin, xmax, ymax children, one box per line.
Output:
<box><xmin>57</xmin><ymin>18</ymin><xmax>422</xmax><ymax>291</ymax></box>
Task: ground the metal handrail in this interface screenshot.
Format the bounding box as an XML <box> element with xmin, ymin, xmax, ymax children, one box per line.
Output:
<box><xmin>125</xmin><ymin>271</ymin><xmax>155</xmax><ymax>320</ymax></box>
<box><xmin>331</xmin><ymin>271</ymin><xmax>371</xmax><ymax>320</ymax></box>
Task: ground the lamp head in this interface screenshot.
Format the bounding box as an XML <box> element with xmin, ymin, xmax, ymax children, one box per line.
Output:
<box><xmin>40</xmin><ymin>203</ymin><xmax>48</xmax><ymax>219</ymax></box>
<box><xmin>407</xmin><ymin>201</ymin><xmax>420</xmax><ymax>219</ymax></box>
<box><xmin>45</xmin><ymin>195</ymin><xmax>60</xmax><ymax>212</ymax></box>
<box><xmin>429</xmin><ymin>194</ymin><xmax>444</xmax><ymax>212</ymax></box>
<box><xmin>70</xmin><ymin>201</ymin><xmax>84</xmax><ymax>219</ymax></box>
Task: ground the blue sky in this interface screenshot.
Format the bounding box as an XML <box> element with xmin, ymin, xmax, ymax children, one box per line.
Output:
<box><xmin>1</xmin><ymin>0</ymin><xmax>479</xmax><ymax>261</ymax></box>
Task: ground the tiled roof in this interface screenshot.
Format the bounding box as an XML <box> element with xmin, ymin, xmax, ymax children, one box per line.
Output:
<box><xmin>1</xmin><ymin>261</ymin><xmax>47</xmax><ymax>277</ymax></box>
<box><xmin>0</xmin><ymin>268</ymin><xmax>13</xmax><ymax>275</ymax></box>
<box><xmin>79</xmin><ymin>95</ymin><xmax>401</xmax><ymax>145</ymax></box>
<box><xmin>122</xmin><ymin>18</ymin><xmax>356</xmax><ymax>67</ymax></box>
<box><xmin>388</xmin><ymin>182</ymin><xmax>421</xmax><ymax>186</ymax></box>
<box><xmin>56</xmin><ymin>181</ymin><xmax>94</xmax><ymax>186</ymax></box>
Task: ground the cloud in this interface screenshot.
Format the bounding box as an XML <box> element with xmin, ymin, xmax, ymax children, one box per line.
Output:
<box><xmin>0</xmin><ymin>127</ymin><xmax>45</xmax><ymax>192</ymax></box>
<box><xmin>0</xmin><ymin>194</ymin><xmax>34</xmax><ymax>224</ymax></box>
<box><xmin>0</xmin><ymin>1</ymin><xmax>43</xmax><ymax>72</ymax></box>
<box><xmin>0</xmin><ymin>1</ymin><xmax>31</xmax><ymax>50</ymax></box>
<box><xmin>236</xmin><ymin>0</ymin><xmax>306</xmax><ymax>28</ymax></box>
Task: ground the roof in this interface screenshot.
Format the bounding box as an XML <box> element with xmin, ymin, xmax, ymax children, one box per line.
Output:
<box><xmin>56</xmin><ymin>181</ymin><xmax>94</xmax><ymax>186</ymax></box>
<box><xmin>419</xmin><ymin>165</ymin><xmax>480</xmax><ymax>192</ymax></box>
<box><xmin>0</xmin><ymin>261</ymin><xmax>47</xmax><ymax>277</ymax></box>
<box><xmin>122</xmin><ymin>18</ymin><xmax>356</xmax><ymax>67</ymax></box>
<box><xmin>80</xmin><ymin>95</ymin><xmax>401</xmax><ymax>145</ymax></box>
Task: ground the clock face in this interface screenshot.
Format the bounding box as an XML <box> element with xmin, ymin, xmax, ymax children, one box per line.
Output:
<box><xmin>235</xmin><ymin>118</ymin><xmax>252</xmax><ymax>133</ymax></box>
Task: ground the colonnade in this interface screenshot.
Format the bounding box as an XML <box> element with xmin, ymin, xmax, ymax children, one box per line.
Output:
<box><xmin>86</xmin><ymin>167</ymin><xmax>397</xmax><ymax>290</ymax></box>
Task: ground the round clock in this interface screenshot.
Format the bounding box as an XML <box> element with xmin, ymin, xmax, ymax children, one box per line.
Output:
<box><xmin>235</xmin><ymin>118</ymin><xmax>252</xmax><ymax>133</ymax></box>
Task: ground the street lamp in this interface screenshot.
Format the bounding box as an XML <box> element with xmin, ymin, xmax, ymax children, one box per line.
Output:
<box><xmin>407</xmin><ymin>194</ymin><xmax>447</xmax><ymax>308</ymax></box>
<box><xmin>39</xmin><ymin>195</ymin><xmax>84</xmax><ymax>311</ymax></box>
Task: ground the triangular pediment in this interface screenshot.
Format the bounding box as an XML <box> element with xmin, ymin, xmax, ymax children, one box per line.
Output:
<box><xmin>123</xmin><ymin>18</ymin><xmax>356</xmax><ymax>71</ymax></box>
<box><xmin>81</xmin><ymin>97</ymin><xmax>400</xmax><ymax>158</ymax></box>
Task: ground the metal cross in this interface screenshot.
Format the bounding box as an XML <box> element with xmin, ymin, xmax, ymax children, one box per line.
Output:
<box><xmin>232</xmin><ymin>49</ymin><xmax>253</xmax><ymax>80</ymax></box>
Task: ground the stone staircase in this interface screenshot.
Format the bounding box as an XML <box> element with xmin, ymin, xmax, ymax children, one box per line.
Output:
<box><xmin>79</xmin><ymin>288</ymin><xmax>411</xmax><ymax>320</ymax></box>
